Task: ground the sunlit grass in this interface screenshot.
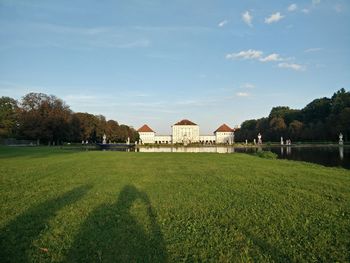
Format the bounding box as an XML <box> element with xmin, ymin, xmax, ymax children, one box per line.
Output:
<box><xmin>0</xmin><ymin>146</ymin><xmax>349</xmax><ymax>262</ymax></box>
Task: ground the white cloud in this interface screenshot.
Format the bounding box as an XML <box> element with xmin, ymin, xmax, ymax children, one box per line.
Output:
<box><xmin>288</xmin><ymin>4</ymin><xmax>298</xmax><ymax>12</ymax></box>
<box><xmin>301</xmin><ymin>8</ymin><xmax>310</xmax><ymax>14</ymax></box>
<box><xmin>226</xmin><ymin>49</ymin><xmax>263</xmax><ymax>60</ymax></box>
<box><xmin>265</xmin><ymin>12</ymin><xmax>285</xmax><ymax>24</ymax></box>
<box><xmin>278</xmin><ymin>62</ymin><xmax>305</xmax><ymax>71</ymax></box>
<box><xmin>227</xmin><ymin>50</ymin><xmax>285</xmax><ymax>63</ymax></box>
<box><xmin>312</xmin><ymin>0</ymin><xmax>321</xmax><ymax>5</ymax></box>
<box><xmin>218</xmin><ymin>20</ymin><xmax>228</xmax><ymax>27</ymax></box>
<box><xmin>236</xmin><ymin>92</ymin><xmax>250</xmax><ymax>97</ymax></box>
<box><xmin>304</xmin><ymin>47</ymin><xmax>323</xmax><ymax>53</ymax></box>
<box><xmin>260</xmin><ymin>53</ymin><xmax>283</xmax><ymax>62</ymax></box>
<box><xmin>242</xmin><ymin>11</ymin><xmax>253</xmax><ymax>27</ymax></box>
<box><xmin>226</xmin><ymin>49</ymin><xmax>304</xmax><ymax>71</ymax></box>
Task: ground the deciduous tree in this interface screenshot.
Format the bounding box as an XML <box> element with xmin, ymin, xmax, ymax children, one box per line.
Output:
<box><xmin>0</xmin><ymin>97</ymin><xmax>18</xmax><ymax>138</ymax></box>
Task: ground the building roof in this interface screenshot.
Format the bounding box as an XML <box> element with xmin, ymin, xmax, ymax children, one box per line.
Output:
<box><xmin>174</xmin><ymin>119</ymin><xmax>197</xmax><ymax>126</ymax></box>
<box><xmin>214</xmin><ymin>124</ymin><xmax>234</xmax><ymax>133</ymax></box>
<box><xmin>137</xmin><ymin>124</ymin><xmax>155</xmax><ymax>132</ymax></box>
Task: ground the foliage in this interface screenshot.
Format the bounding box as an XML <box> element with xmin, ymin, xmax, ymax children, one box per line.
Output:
<box><xmin>18</xmin><ymin>93</ymin><xmax>71</xmax><ymax>145</ymax></box>
<box><xmin>0</xmin><ymin>93</ymin><xmax>138</xmax><ymax>144</ymax></box>
<box><xmin>253</xmin><ymin>150</ymin><xmax>278</xmax><ymax>159</ymax></box>
<box><xmin>0</xmin><ymin>147</ymin><xmax>349</xmax><ymax>262</ymax></box>
<box><xmin>236</xmin><ymin>88</ymin><xmax>350</xmax><ymax>142</ymax></box>
<box><xmin>0</xmin><ymin>97</ymin><xmax>18</xmax><ymax>138</ymax></box>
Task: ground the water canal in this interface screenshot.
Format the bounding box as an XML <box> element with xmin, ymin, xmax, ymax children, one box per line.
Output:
<box><xmin>134</xmin><ymin>145</ymin><xmax>350</xmax><ymax>169</ymax></box>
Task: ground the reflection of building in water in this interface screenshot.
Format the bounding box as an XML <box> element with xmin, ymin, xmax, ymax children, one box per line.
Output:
<box><xmin>137</xmin><ymin>146</ymin><xmax>236</xmax><ymax>153</ymax></box>
<box><xmin>138</xmin><ymin>119</ymin><xmax>236</xmax><ymax>145</ymax></box>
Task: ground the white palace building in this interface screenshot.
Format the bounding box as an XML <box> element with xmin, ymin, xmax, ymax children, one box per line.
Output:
<box><xmin>137</xmin><ymin>119</ymin><xmax>235</xmax><ymax>145</ymax></box>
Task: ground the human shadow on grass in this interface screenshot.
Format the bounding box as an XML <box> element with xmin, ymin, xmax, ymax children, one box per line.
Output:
<box><xmin>0</xmin><ymin>185</ymin><xmax>91</xmax><ymax>263</ymax></box>
<box><xmin>64</xmin><ymin>185</ymin><xmax>168</xmax><ymax>263</ymax></box>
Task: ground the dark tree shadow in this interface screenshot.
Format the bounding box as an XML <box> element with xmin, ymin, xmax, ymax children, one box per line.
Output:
<box><xmin>65</xmin><ymin>185</ymin><xmax>168</xmax><ymax>263</ymax></box>
<box><xmin>0</xmin><ymin>146</ymin><xmax>78</xmax><ymax>159</ymax></box>
<box><xmin>0</xmin><ymin>185</ymin><xmax>91</xmax><ymax>263</ymax></box>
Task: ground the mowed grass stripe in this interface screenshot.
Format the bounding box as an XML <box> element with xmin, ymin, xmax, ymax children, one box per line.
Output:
<box><xmin>0</xmin><ymin>147</ymin><xmax>349</xmax><ymax>262</ymax></box>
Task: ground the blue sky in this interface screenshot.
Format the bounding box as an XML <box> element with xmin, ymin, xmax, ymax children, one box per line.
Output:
<box><xmin>0</xmin><ymin>0</ymin><xmax>349</xmax><ymax>134</ymax></box>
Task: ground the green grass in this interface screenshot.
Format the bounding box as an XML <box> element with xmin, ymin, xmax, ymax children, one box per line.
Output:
<box><xmin>0</xmin><ymin>146</ymin><xmax>349</xmax><ymax>262</ymax></box>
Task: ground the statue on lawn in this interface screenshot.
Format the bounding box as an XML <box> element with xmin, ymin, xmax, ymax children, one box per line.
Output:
<box><xmin>258</xmin><ymin>133</ymin><xmax>262</xmax><ymax>145</ymax></box>
<box><xmin>339</xmin><ymin>133</ymin><xmax>343</xmax><ymax>145</ymax></box>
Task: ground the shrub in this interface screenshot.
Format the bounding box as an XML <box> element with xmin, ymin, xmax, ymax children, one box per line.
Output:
<box><xmin>253</xmin><ymin>150</ymin><xmax>278</xmax><ymax>159</ymax></box>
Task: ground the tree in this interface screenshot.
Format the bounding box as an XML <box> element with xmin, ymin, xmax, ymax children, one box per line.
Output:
<box><xmin>68</xmin><ymin>114</ymin><xmax>82</xmax><ymax>142</ymax></box>
<box><xmin>269</xmin><ymin>106</ymin><xmax>291</xmax><ymax>119</ymax></box>
<box><xmin>18</xmin><ymin>93</ymin><xmax>71</xmax><ymax>145</ymax></box>
<box><xmin>302</xmin><ymin>97</ymin><xmax>331</xmax><ymax>124</ymax></box>
<box><xmin>335</xmin><ymin>107</ymin><xmax>350</xmax><ymax>141</ymax></box>
<box><xmin>331</xmin><ymin>88</ymin><xmax>350</xmax><ymax>114</ymax></box>
<box><xmin>128</xmin><ymin>127</ymin><xmax>140</xmax><ymax>143</ymax></box>
<box><xmin>235</xmin><ymin>119</ymin><xmax>258</xmax><ymax>141</ymax></box>
<box><xmin>74</xmin><ymin>113</ymin><xmax>98</xmax><ymax>142</ymax></box>
<box><xmin>46</xmin><ymin>98</ymin><xmax>72</xmax><ymax>144</ymax></box>
<box><xmin>1</xmin><ymin>93</ymin><xmax>141</xmax><ymax>144</ymax></box>
<box><xmin>236</xmin><ymin>88</ymin><xmax>349</xmax><ymax>142</ymax></box>
<box><xmin>74</xmin><ymin>113</ymin><xmax>110</xmax><ymax>143</ymax></box>
<box><xmin>0</xmin><ymin>97</ymin><xmax>18</xmax><ymax>138</ymax></box>
<box><xmin>269</xmin><ymin>117</ymin><xmax>287</xmax><ymax>140</ymax></box>
<box><xmin>256</xmin><ymin>118</ymin><xmax>271</xmax><ymax>141</ymax></box>
<box><xmin>288</xmin><ymin>120</ymin><xmax>303</xmax><ymax>140</ymax></box>
<box><xmin>94</xmin><ymin>115</ymin><xmax>107</xmax><ymax>142</ymax></box>
<box><xmin>106</xmin><ymin>120</ymin><xmax>120</xmax><ymax>142</ymax></box>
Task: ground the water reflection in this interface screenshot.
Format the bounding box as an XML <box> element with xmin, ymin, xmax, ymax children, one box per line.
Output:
<box><xmin>339</xmin><ymin>146</ymin><xmax>344</xmax><ymax>160</ymax></box>
<box><xmin>136</xmin><ymin>146</ymin><xmax>236</xmax><ymax>153</ymax></box>
<box><xmin>135</xmin><ymin>146</ymin><xmax>350</xmax><ymax>169</ymax></box>
<box><xmin>89</xmin><ymin>145</ymin><xmax>350</xmax><ymax>169</ymax></box>
<box><xmin>280</xmin><ymin>146</ymin><xmax>292</xmax><ymax>156</ymax></box>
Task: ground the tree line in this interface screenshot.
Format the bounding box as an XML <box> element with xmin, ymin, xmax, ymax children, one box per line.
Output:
<box><xmin>1</xmin><ymin>89</ymin><xmax>349</xmax><ymax>145</ymax></box>
<box><xmin>235</xmin><ymin>88</ymin><xmax>350</xmax><ymax>142</ymax></box>
<box><xmin>0</xmin><ymin>93</ymin><xmax>139</xmax><ymax>145</ymax></box>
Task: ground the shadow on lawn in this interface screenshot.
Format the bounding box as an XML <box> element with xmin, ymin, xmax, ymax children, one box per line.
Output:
<box><xmin>64</xmin><ymin>185</ymin><xmax>168</xmax><ymax>263</ymax></box>
<box><xmin>0</xmin><ymin>185</ymin><xmax>91</xmax><ymax>263</ymax></box>
<box><xmin>0</xmin><ymin>146</ymin><xmax>78</xmax><ymax>159</ymax></box>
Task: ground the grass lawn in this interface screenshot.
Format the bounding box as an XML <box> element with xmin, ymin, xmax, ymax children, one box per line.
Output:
<box><xmin>0</xmin><ymin>146</ymin><xmax>349</xmax><ymax>262</ymax></box>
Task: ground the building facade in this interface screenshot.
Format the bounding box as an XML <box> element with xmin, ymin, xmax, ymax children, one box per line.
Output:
<box><xmin>137</xmin><ymin>119</ymin><xmax>235</xmax><ymax>145</ymax></box>
<box><xmin>137</xmin><ymin>124</ymin><xmax>155</xmax><ymax>144</ymax></box>
<box><xmin>154</xmin><ymin>135</ymin><xmax>172</xmax><ymax>144</ymax></box>
<box><xmin>172</xmin><ymin>119</ymin><xmax>200</xmax><ymax>144</ymax></box>
<box><xmin>215</xmin><ymin>124</ymin><xmax>235</xmax><ymax>144</ymax></box>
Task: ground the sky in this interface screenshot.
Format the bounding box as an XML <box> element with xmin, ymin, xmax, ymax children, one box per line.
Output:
<box><xmin>0</xmin><ymin>0</ymin><xmax>349</xmax><ymax>134</ymax></box>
